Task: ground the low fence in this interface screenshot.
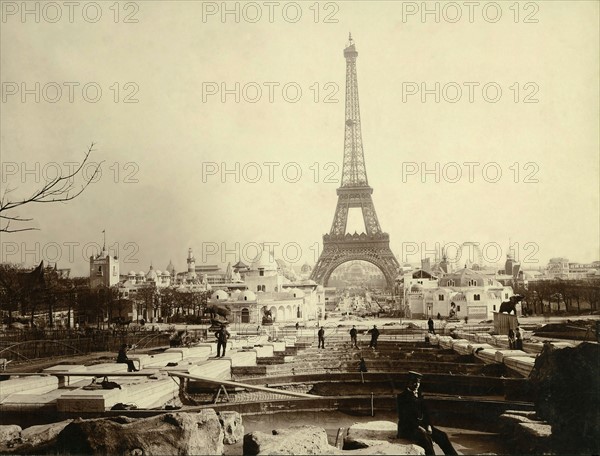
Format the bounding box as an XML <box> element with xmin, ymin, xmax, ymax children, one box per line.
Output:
<box><xmin>0</xmin><ymin>329</ymin><xmax>172</xmax><ymax>363</ymax></box>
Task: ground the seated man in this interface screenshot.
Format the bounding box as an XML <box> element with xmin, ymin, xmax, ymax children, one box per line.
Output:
<box><xmin>117</xmin><ymin>344</ymin><xmax>138</xmax><ymax>372</ymax></box>
<box><xmin>396</xmin><ymin>371</ymin><xmax>457</xmax><ymax>455</ymax></box>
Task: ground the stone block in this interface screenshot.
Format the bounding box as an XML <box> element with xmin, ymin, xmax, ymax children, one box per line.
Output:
<box><xmin>474</xmin><ymin>348</ymin><xmax>498</xmax><ymax>364</ymax></box>
<box><xmin>185</xmin><ymin>345</ymin><xmax>212</xmax><ymax>358</ymax></box>
<box><xmin>451</xmin><ymin>340</ymin><xmax>471</xmax><ymax>355</ymax></box>
<box><xmin>494</xmin><ymin>350</ymin><xmax>529</xmax><ymax>363</ymax></box>
<box><xmin>143</xmin><ymin>352</ymin><xmax>184</xmax><ymax>367</ymax></box>
<box><xmin>218</xmin><ymin>411</ymin><xmax>244</xmax><ymax>445</ymax></box>
<box><xmin>342</xmin><ymin>441</ymin><xmax>425</xmax><ymax>455</ymax></box>
<box><xmin>228</xmin><ymin>351</ymin><xmax>257</xmax><ymax>367</ymax></box>
<box><xmin>165</xmin><ymin>347</ymin><xmax>190</xmax><ymax>357</ymax></box>
<box><xmin>467</xmin><ymin>343</ymin><xmax>494</xmax><ymax>354</ymax></box>
<box><xmin>253</xmin><ymin>345</ymin><xmax>275</xmax><ymax>357</ymax></box>
<box><xmin>0</xmin><ymin>424</ymin><xmax>21</xmax><ymax>443</ymax></box>
<box><xmin>504</xmin><ymin>356</ymin><xmax>536</xmax><ymax>377</ymax></box>
<box><xmin>55</xmin><ymin>410</ymin><xmax>224</xmax><ymax>455</ymax></box>
<box><xmin>0</xmin><ymin>375</ymin><xmax>59</xmax><ymax>398</ymax></box>
<box><xmin>56</xmin><ymin>388</ymin><xmax>123</xmax><ymax>413</ymax></box>
<box><xmin>244</xmin><ymin>425</ymin><xmax>335</xmax><ymax>455</ymax></box>
<box><xmin>85</xmin><ymin>363</ymin><xmax>129</xmax><ymax>374</ymax></box>
<box><xmin>272</xmin><ymin>342</ymin><xmax>286</xmax><ymax>352</ymax></box>
<box><xmin>18</xmin><ymin>419</ymin><xmax>73</xmax><ymax>451</ymax></box>
<box><xmin>344</xmin><ymin>421</ymin><xmax>399</xmax><ymax>449</ymax></box>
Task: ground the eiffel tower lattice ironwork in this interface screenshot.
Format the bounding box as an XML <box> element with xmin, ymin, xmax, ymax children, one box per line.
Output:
<box><xmin>310</xmin><ymin>35</ymin><xmax>400</xmax><ymax>288</ymax></box>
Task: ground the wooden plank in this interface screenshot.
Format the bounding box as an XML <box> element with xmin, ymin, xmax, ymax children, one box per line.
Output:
<box><xmin>168</xmin><ymin>371</ymin><xmax>321</xmax><ymax>398</ymax></box>
<box><xmin>3</xmin><ymin>371</ymin><xmax>159</xmax><ymax>377</ymax></box>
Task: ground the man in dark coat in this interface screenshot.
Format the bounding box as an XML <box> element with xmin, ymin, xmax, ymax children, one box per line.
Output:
<box><xmin>215</xmin><ymin>324</ymin><xmax>231</xmax><ymax>357</ymax></box>
<box><xmin>350</xmin><ymin>325</ymin><xmax>359</xmax><ymax>348</ymax></box>
<box><xmin>369</xmin><ymin>325</ymin><xmax>380</xmax><ymax>348</ymax></box>
<box><xmin>318</xmin><ymin>326</ymin><xmax>325</xmax><ymax>348</ymax></box>
<box><xmin>117</xmin><ymin>344</ymin><xmax>138</xmax><ymax>372</ymax></box>
<box><xmin>427</xmin><ymin>317</ymin><xmax>435</xmax><ymax>335</ymax></box>
<box><xmin>396</xmin><ymin>371</ymin><xmax>457</xmax><ymax>455</ymax></box>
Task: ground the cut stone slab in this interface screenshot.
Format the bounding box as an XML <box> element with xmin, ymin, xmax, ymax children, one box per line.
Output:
<box><xmin>518</xmin><ymin>422</ymin><xmax>552</xmax><ymax>438</ymax></box>
<box><xmin>344</xmin><ymin>421</ymin><xmax>422</xmax><ymax>454</ymax></box>
<box><xmin>494</xmin><ymin>350</ymin><xmax>529</xmax><ymax>363</ymax></box>
<box><xmin>244</xmin><ymin>425</ymin><xmax>335</xmax><ymax>455</ymax></box>
<box><xmin>474</xmin><ymin>349</ymin><xmax>498</xmax><ymax>364</ymax></box>
<box><xmin>504</xmin><ymin>356</ymin><xmax>535</xmax><ymax>377</ymax></box>
<box><xmin>0</xmin><ymin>376</ymin><xmax>59</xmax><ymax>398</ymax></box>
<box><xmin>227</xmin><ymin>351</ymin><xmax>257</xmax><ymax>367</ymax></box>
<box><xmin>272</xmin><ymin>342</ymin><xmax>286</xmax><ymax>352</ymax></box>
<box><xmin>55</xmin><ymin>375</ymin><xmax>178</xmax><ymax>412</ymax></box>
<box><xmin>253</xmin><ymin>345</ymin><xmax>275</xmax><ymax>357</ymax></box>
<box><xmin>467</xmin><ymin>343</ymin><xmax>494</xmax><ymax>354</ymax></box>
<box><xmin>342</xmin><ymin>441</ymin><xmax>425</xmax><ymax>455</ymax></box>
<box><xmin>142</xmin><ymin>352</ymin><xmax>183</xmax><ymax>367</ymax></box>
<box><xmin>452</xmin><ymin>340</ymin><xmax>471</xmax><ymax>355</ymax></box>
<box><xmin>85</xmin><ymin>363</ymin><xmax>129</xmax><ymax>374</ymax></box>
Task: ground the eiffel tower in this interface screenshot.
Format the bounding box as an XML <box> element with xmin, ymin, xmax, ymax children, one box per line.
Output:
<box><xmin>310</xmin><ymin>35</ymin><xmax>400</xmax><ymax>288</ymax></box>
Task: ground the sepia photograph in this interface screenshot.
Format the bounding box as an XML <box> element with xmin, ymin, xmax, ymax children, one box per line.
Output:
<box><xmin>1</xmin><ymin>1</ymin><xmax>599</xmax><ymax>454</ymax></box>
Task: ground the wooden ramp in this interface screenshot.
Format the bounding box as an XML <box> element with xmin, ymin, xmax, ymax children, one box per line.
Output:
<box><xmin>168</xmin><ymin>371</ymin><xmax>320</xmax><ymax>399</ymax></box>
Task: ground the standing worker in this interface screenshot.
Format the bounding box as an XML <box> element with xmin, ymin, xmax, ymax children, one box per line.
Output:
<box><xmin>514</xmin><ymin>326</ymin><xmax>523</xmax><ymax>350</ymax></box>
<box><xmin>318</xmin><ymin>326</ymin><xmax>325</xmax><ymax>349</ymax></box>
<box><xmin>369</xmin><ymin>325</ymin><xmax>380</xmax><ymax>349</ymax></box>
<box><xmin>508</xmin><ymin>328</ymin><xmax>516</xmax><ymax>349</ymax></box>
<box><xmin>427</xmin><ymin>318</ymin><xmax>435</xmax><ymax>335</ymax></box>
<box><xmin>215</xmin><ymin>323</ymin><xmax>231</xmax><ymax>358</ymax></box>
<box><xmin>350</xmin><ymin>325</ymin><xmax>359</xmax><ymax>348</ymax></box>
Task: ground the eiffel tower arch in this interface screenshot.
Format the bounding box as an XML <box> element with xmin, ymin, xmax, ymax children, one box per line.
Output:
<box><xmin>310</xmin><ymin>35</ymin><xmax>400</xmax><ymax>289</ymax></box>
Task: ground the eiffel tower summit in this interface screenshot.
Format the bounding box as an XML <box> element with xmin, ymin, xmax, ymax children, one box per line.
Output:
<box><xmin>310</xmin><ymin>35</ymin><xmax>400</xmax><ymax>289</ymax></box>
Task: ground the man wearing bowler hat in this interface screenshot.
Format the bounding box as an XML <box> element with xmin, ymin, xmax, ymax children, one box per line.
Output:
<box><xmin>396</xmin><ymin>371</ymin><xmax>457</xmax><ymax>455</ymax></box>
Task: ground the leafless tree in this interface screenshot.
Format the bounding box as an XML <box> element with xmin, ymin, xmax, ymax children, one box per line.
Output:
<box><xmin>1</xmin><ymin>143</ymin><xmax>102</xmax><ymax>233</ymax></box>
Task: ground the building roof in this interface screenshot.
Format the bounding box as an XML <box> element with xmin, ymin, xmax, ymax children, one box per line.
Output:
<box><xmin>412</xmin><ymin>269</ymin><xmax>437</xmax><ymax>279</ymax></box>
<box><xmin>233</xmin><ymin>260</ymin><xmax>248</xmax><ymax>269</ymax></box>
<box><xmin>250</xmin><ymin>248</ymin><xmax>279</xmax><ymax>271</ymax></box>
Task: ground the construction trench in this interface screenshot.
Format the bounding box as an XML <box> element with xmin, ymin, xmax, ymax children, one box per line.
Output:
<box><xmin>0</xmin><ymin>323</ymin><xmax>597</xmax><ymax>454</ymax></box>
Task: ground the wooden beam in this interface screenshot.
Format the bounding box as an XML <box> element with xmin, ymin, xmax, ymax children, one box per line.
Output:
<box><xmin>2</xmin><ymin>371</ymin><xmax>159</xmax><ymax>377</ymax></box>
<box><xmin>168</xmin><ymin>372</ymin><xmax>320</xmax><ymax>398</ymax></box>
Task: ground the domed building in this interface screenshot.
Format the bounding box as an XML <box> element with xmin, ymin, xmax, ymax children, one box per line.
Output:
<box><xmin>300</xmin><ymin>262</ymin><xmax>313</xmax><ymax>278</ymax></box>
<box><xmin>243</xmin><ymin>247</ymin><xmax>288</xmax><ymax>293</ymax></box>
<box><xmin>211</xmin><ymin>289</ymin><xmax>229</xmax><ymax>301</ymax></box>
<box><xmin>118</xmin><ymin>264</ymin><xmax>173</xmax><ymax>323</ymax></box>
<box><xmin>403</xmin><ymin>266</ymin><xmax>513</xmax><ymax>320</ymax></box>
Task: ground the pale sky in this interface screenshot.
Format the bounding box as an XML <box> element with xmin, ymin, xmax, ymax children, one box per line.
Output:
<box><xmin>1</xmin><ymin>1</ymin><xmax>599</xmax><ymax>277</ymax></box>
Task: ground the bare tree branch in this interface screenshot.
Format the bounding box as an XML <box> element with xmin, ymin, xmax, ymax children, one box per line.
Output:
<box><xmin>0</xmin><ymin>143</ymin><xmax>102</xmax><ymax>233</ymax></box>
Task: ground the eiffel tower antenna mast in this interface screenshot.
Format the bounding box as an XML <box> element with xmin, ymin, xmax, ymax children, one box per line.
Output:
<box><xmin>310</xmin><ymin>36</ymin><xmax>400</xmax><ymax>289</ymax></box>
